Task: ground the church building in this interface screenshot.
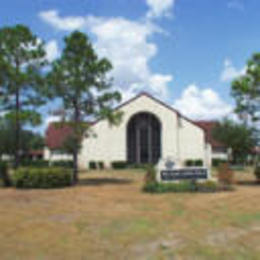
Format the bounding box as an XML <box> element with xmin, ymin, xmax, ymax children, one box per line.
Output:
<box><xmin>44</xmin><ymin>92</ymin><xmax>227</xmax><ymax>169</ymax></box>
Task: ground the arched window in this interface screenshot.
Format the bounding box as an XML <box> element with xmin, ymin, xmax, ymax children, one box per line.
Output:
<box><xmin>127</xmin><ymin>112</ymin><xmax>161</xmax><ymax>164</ymax></box>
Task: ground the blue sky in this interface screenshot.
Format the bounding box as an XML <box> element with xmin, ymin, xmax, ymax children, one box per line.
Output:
<box><xmin>1</xmin><ymin>0</ymin><xmax>259</xmax><ymax>132</ymax></box>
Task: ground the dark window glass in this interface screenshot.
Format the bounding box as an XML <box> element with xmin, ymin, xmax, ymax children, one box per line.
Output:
<box><xmin>127</xmin><ymin>113</ymin><xmax>161</xmax><ymax>164</ymax></box>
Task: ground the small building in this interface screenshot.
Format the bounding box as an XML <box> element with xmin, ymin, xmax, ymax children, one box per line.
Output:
<box><xmin>22</xmin><ymin>150</ymin><xmax>44</xmax><ymax>161</ymax></box>
<box><xmin>2</xmin><ymin>150</ymin><xmax>44</xmax><ymax>161</ymax></box>
<box><xmin>44</xmin><ymin>92</ymin><xmax>229</xmax><ymax>169</ymax></box>
<box><xmin>44</xmin><ymin>123</ymin><xmax>73</xmax><ymax>162</ymax></box>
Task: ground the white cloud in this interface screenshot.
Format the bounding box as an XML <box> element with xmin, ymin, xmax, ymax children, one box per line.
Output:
<box><xmin>146</xmin><ymin>0</ymin><xmax>175</xmax><ymax>19</ymax></box>
<box><xmin>220</xmin><ymin>58</ymin><xmax>246</xmax><ymax>82</ymax></box>
<box><xmin>173</xmin><ymin>84</ymin><xmax>233</xmax><ymax>120</ymax></box>
<box><xmin>87</xmin><ymin>17</ymin><xmax>171</xmax><ymax>98</ymax></box>
<box><xmin>39</xmin><ymin>10</ymin><xmax>173</xmax><ymax>99</ymax></box>
<box><xmin>39</xmin><ymin>10</ymin><xmax>85</xmax><ymax>31</ymax></box>
<box><xmin>149</xmin><ymin>74</ymin><xmax>173</xmax><ymax>98</ymax></box>
<box><xmin>227</xmin><ymin>0</ymin><xmax>244</xmax><ymax>11</ymax></box>
<box><xmin>45</xmin><ymin>40</ymin><xmax>59</xmax><ymax>62</ymax></box>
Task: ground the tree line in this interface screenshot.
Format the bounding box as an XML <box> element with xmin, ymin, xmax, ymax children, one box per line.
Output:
<box><xmin>213</xmin><ymin>53</ymin><xmax>259</xmax><ymax>164</ymax></box>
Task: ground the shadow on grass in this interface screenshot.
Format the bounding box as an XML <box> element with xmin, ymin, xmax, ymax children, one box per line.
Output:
<box><xmin>78</xmin><ymin>177</ymin><xmax>133</xmax><ymax>186</ymax></box>
<box><xmin>236</xmin><ymin>180</ymin><xmax>260</xmax><ymax>186</ymax></box>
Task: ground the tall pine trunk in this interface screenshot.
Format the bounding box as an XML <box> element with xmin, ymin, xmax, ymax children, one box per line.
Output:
<box><xmin>14</xmin><ymin>87</ymin><xmax>20</xmax><ymax>169</ymax></box>
<box><xmin>72</xmin><ymin>102</ymin><xmax>80</xmax><ymax>184</ymax></box>
<box><xmin>14</xmin><ymin>60</ymin><xmax>20</xmax><ymax>169</ymax></box>
<box><xmin>73</xmin><ymin>151</ymin><xmax>78</xmax><ymax>184</ymax></box>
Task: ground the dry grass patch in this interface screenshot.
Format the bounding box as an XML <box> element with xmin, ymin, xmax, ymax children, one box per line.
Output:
<box><xmin>0</xmin><ymin>168</ymin><xmax>259</xmax><ymax>259</ymax></box>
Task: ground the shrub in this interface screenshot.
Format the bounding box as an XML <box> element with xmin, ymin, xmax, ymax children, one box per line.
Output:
<box><xmin>185</xmin><ymin>160</ymin><xmax>194</xmax><ymax>167</ymax></box>
<box><xmin>194</xmin><ymin>159</ymin><xmax>203</xmax><ymax>167</ymax></box>
<box><xmin>128</xmin><ymin>163</ymin><xmax>148</xmax><ymax>169</ymax></box>
<box><xmin>212</xmin><ymin>159</ymin><xmax>228</xmax><ymax>167</ymax></box>
<box><xmin>185</xmin><ymin>159</ymin><xmax>203</xmax><ymax>167</ymax></box>
<box><xmin>197</xmin><ymin>180</ymin><xmax>218</xmax><ymax>192</ymax></box>
<box><xmin>217</xmin><ymin>163</ymin><xmax>234</xmax><ymax>186</ymax></box>
<box><xmin>144</xmin><ymin>164</ymin><xmax>156</xmax><ymax>184</ymax></box>
<box><xmin>89</xmin><ymin>161</ymin><xmax>97</xmax><ymax>170</ymax></box>
<box><xmin>230</xmin><ymin>165</ymin><xmax>245</xmax><ymax>171</ymax></box>
<box><xmin>98</xmin><ymin>161</ymin><xmax>104</xmax><ymax>170</ymax></box>
<box><xmin>111</xmin><ymin>161</ymin><xmax>128</xmax><ymax>169</ymax></box>
<box><xmin>13</xmin><ymin>167</ymin><xmax>72</xmax><ymax>189</ymax></box>
<box><xmin>52</xmin><ymin>160</ymin><xmax>73</xmax><ymax>168</ymax></box>
<box><xmin>20</xmin><ymin>160</ymin><xmax>49</xmax><ymax>168</ymax></box>
<box><xmin>0</xmin><ymin>161</ymin><xmax>12</xmax><ymax>187</ymax></box>
<box><xmin>143</xmin><ymin>180</ymin><xmax>219</xmax><ymax>193</ymax></box>
<box><xmin>143</xmin><ymin>181</ymin><xmax>197</xmax><ymax>193</ymax></box>
<box><xmin>254</xmin><ymin>165</ymin><xmax>260</xmax><ymax>180</ymax></box>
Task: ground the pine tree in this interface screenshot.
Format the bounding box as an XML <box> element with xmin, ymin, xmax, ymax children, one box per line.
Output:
<box><xmin>0</xmin><ymin>25</ymin><xmax>47</xmax><ymax>168</ymax></box>
<box><xmin>47</xmin><ymin>31</ymin><xmax>122</xmax><ymax>183</ymax></box>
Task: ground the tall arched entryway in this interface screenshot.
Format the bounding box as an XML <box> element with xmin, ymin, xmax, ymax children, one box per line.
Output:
<box><xmin>127</xmin><ymin>112</ymin><xmax>161</xmax><ymax>164</ymax></box>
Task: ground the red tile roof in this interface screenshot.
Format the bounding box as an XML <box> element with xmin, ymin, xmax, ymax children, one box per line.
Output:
<box><xmin>45</xmin><ymin>123</ymin><xmax>73</xmax><ymax>150</ymax></box>
<box><xmin>195</xmin><ymin>121</ymin><xmax>226</xmax><ymax>148</ymax></box>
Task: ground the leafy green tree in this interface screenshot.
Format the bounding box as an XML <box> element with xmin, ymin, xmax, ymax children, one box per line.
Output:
<box><xmin>0</xmin><ymin>117</ymin><xmax>15</xmax><ymax>158</ymax></box>
<box><xmin>0</xmin><ymin>116</ymin><xmax>44</xmax><ymax>159</ymax></box>
<box><xmin>27</xmin><ymin>132</ymin><xmax>44</xmax><ymax>150</ymax></box>
<box><xmin>47</xmin><ymin>31</ymin><xmax>122</xmax><ymax>183</ymax></box>
<box><xmin>232</xmin><ymin>53</ymin><xmax>260</xmax><ymax>124</ymax></box>
<box><xmin>212</xmin><ymin>119</ymin><xmax>255</xmax><ymax>164</ymax></box>
<box><xmin>0</xmin><ymin>25</ymin><xmax>47</xmax><ymax>168</ymax></box>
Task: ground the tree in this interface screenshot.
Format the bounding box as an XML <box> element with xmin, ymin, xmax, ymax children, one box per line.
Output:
<box><xmin>0</xmin><ymin>116</ymin><xmax>44</xmax><ymax>159</ymax></box>
<box><xmin>0</xmin><ymin>25</ymin><xmax>47</xmax><ymax>168</ymax></box>
<box><xmin>27</xmin><ymin>132</ymin><xmax>44</xmax><ymax>150</ymax></box>
<box><xmin>232</xmin><ymin>53</ymin><xmax>260</xmax><ymax>125</ymax></box>
<box><xmin>212</xmin><ymin>119</ymin><xmax>255</xmax><ymax>164</ymax></box>
<box><xmin>0</xmin><ymin>117</ymin><xmax>15</xmax><ymax>158</ymax></box>
<box><xmin>47</xmin><ymin>31</ymin><xmax>122</xmax><ymax>183</ymax></box>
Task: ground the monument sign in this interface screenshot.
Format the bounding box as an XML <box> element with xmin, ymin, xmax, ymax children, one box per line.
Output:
<box><xmin>156</xmin><ymin>157</ymin><xmax>210</xmax><ymax>183</ymax></box>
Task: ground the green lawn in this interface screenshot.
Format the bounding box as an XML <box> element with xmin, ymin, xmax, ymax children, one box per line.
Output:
<box><xmin>0</xmin><ymin>168</ymin><xmax>259</xmax><ymax>259</ymax></box>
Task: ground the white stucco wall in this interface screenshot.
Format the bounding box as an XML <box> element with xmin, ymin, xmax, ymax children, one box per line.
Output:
<box><xmin>44</xmin><ymin>147</ymin><xmax>73</xmax><ymax>162</ymax></box>
<box><xmin>78</xmin><ymin>94</ymin><xmax>208</xmax><ymax>169</ymax></box>
<box><xmin>212</xmin><ymin>152</ymin><xmax>228</xmax><ymax>160</ymax></box>
<box><xmin>205</xmin><ymin>143</ymin><xmax>212</xmax><ymax>167</ymax></box>
<box><xmin>178</xmin><ymin>117</ymin><xmax>208</xmax><ymax>166</ymax></box>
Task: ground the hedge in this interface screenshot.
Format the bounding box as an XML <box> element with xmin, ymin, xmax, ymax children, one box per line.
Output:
<box><xmin>20</xmin><ymin>160</ymin><xmax>73</xmax><ymax>168</ymax></box>
<box><xmin>13</xmin><ymin>167</ymin><xmax>72</xmax><ymax>189</ymax></box>
<box><xmin>255</xmin><ymin>165</ymin><xmax>260</xmax><ymax>180</ymax></box>
<box><xmin>111</xmin><ymin>161</ymin><xmax>128</xmax><ymax>169</ymax></box>
<box><xmin>194</xmin><ymin>160</ymin><xmax>203</xmax><ymax>166</ymax></box>
<box><xmin>0</xmin><ymin>161</ymin><xmax>11</xmax><ymax>187</ymax></box>
<box><xmin>128</xmin><ymin>163</ymin><xmax>155</xmax><ymax>169</ymax></box>
<box><xmin>20</xmin><ymin>160</ymin><xmax>49</xmax><ymax>168</ymax></box>
<box><xmin>143</xmin><ymin>180</ymin><xmax>218</xmax><ymax>193</ymax></box>
<box><xmin>185</xmin><ymin>159</ymin><xmax>203</xmax><ymax>167</ymax></box>
<box><xmin>185</xmin><ymin>160</ymin><xmax>193</xmax><ymax>167</ymax></box>
<box><xmin>212</xmin><ymin>159</ymin><xmax>228</xmax><ymax>167</ymax></box>
<box><xmin>0</xmin><ymin>161</ymin><xmax>7</xmax><ymax>179</ymax></box>
<box><xmin>98</xmin><ymin>161</ymin><xmax>104</xmax><ymax>169</ymax></box>
<box><xmin>51</xmin><ymin>160</ymin><xmax>73</xmax><ymax>168</ymax></box>
<box><xmin>89</xmin><ymin>161</ymin><xmax>97</xmax><ymax>169</ymax></box>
